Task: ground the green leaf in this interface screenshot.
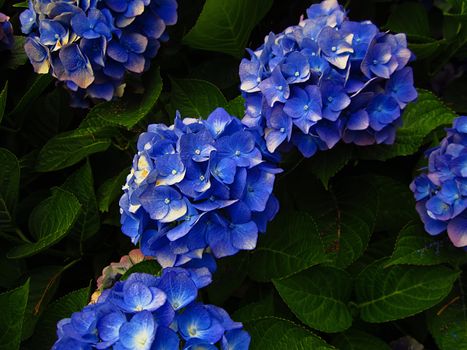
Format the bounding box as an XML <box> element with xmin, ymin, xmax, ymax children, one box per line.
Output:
<box><xmin>308</xmin><ymin>144</ymin><xmax>353</xmax><ymax>189</ymax></box>
<box><xmin>0</xmin><ymin>279</ymin><xmax>30</xmax><ymax>350</ymax></box>
<box><xmin>0</xmin><ymin>148</ymin><xmax>20</xmax><ymax>234</ymax></box>
<box><xmin>2</xmin><ymin>36</ymin><xmax>28</xmax><ymax>71</ymax></box>
<box><xmin>409</xmin><ymin>40</ymin><xmax>445</xmax><ymax>60</ymax></box>
<box><xmin>368</xmin><ymin>176</ymin><xmax>418</xmax><ymax>233</ymax></box>
<box><xmin>0</xmin><ymin>252</ymin><xmax>25</xmax><ymax>289</ymax></box>
<box><xmin>29</xmin><ymin>286</ymin><xmax>90</xmax><ymax>350</ymax></box>
<box><xmin>21</xmin><ymin>266</ymin><xmax>64</xmax><ymax>341</ymax></box>
<box><xmin>62</xmin><ymin>162</ymin><xmax>100</xmax><ymax>241</ymax></box>
<box><xmin>273</xmin><ymin>266</ymin><xmax>352</xmax><ymax>333</ymax></box>
<box><xmin>386</xmin><ymin>223</ymin><xmax>467</xmax><ymax>267</ymax></box>
<box><xmin>120</xmin><ymin>260</ymin><xmax>161</xmax><ymax>280</ymax></box>
<box><xmin>206</xmin><ymin>253</ymin><xmax>248</xmax><ymax>305</ymax></box>
<box><xmin>302</xmin><ymin>177</ymin><xmax>378</xmax><ymax>268</ymax></box>
<box><xmin>97</xmin><ymin>168</ymin><xmax>128</xmax><ymax>212</ymax></box>
<box><xmin>332</xmin><ymin>329</ymin><xmax>391</xmax><ymax>350</ymax></box>
<box><xmin>7</xmin><ymin>188</ymin><xmax>81</xmax><ymax>258</ymax></box>
<box><xmin>22</xmin><ymin>89</ymin><xmax>72</xmax><ymax>145</ymax></box>
<box><xmin>8</xmin><ymin>74</ymin><xmax>53</xmax><ymax>118</ymax></box>
<box><xmin>36</xmin><ymin>127</ymin><xmax>114</xmax><ymax>172</ymax></box>
<box><xmin>245</xmin><ymin>317</ymin><xmax>335</xmax><ymax>350</ymax></box>
<box><xmin>427</xmin><ymin>289</ymin><xmax>467</xmax><ymax>350</ymax></box>
<box><xmin>13</xmin><ymin>1</ymin><xmax>29</xmax><ymax>7</ymax></box>
<box><xmin>233</xmin><ymin>294</ymin><xmax>279</xmax><ymax>323</ymax></box>
<box><xmin>183</xmin><ymin>0</ymin><xmax>273</xmax><ymax>57</ymax></box>
<box><xmin>358</xmin><ymin>90</ymin><xmax>457</xmax><ymax>160</ymax></box>
<box><xmin>224</xmin><ymin>95</ymin><xmax>245</xmax><ymax>119</ymax></box>
<box><xmin>386</xmin><ymin>3</ymin><xmax>431</xmax><ymax>39</ymax></box>
<box><xmin>249</xmin><ymin>212</ymin><xmax>328</xmax><ymax>282</ymax></box>
<box><xmin>169</xmin><ymin>78</ymin><xmax>227</xmax><ymax>119</ymax></box>
<box><xmin>0</xmin><ymin>148</ymin><xmax>20</xmax><ymax>212</ymax></box>
<box><xmin>83</xmin><ymin>67</ymin><xmax>163</xmax><ymax>129</ymax></box>
<box><xmin>0</xmin><ymin>81</ymin><xmax>7</xmax><ymax>124</ymax></box>
<box><xmin>355</xmin><ymin>259</ymin><xmax>459</xmax><ymax>323</ymax></box>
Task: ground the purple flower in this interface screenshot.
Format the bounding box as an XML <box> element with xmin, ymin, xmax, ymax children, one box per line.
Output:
<box><xmin>21</xmin><ymin>0</ymin><xmax>178</xmax><ymax>105</ymax></box>
<box><xmin>239</xmin><ymin>0</ymin><xmax>417</xmax><ymax>157</ymax></box>
<box><xmin>411</xmin><ymin>116</ymin><xmax>467</xmax><ymax>249</ymax></box>
<box><xmin>0</xmin><ymin>12</ymin><xmax>14</xmax><ymax>51</ymax></box>
<box><xmin>53</xmin><ymin>270</ymin><xmax>250</xmax><ymax>350</ymax></box>
<box><xmin>120</xmin><ymin>108</ymin><xmax>281</xmax><ymax>266</ymax></box>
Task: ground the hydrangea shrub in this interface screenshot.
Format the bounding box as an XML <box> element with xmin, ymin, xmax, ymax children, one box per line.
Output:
<box><xmin>0</xmin><ymin>0</ymin><xmax>466</xmax><ymax>349</ymax></box>
<box><xmin>239</xmin><ymin>0</ymin><xmax>417</xmax><ymax>157</ymax></box>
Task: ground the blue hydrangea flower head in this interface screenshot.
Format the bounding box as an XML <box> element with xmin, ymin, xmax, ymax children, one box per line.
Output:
<box><xmin>20</xmin><ymin>0</ymin><xmax>177</xmax><ymax>106</ymax></box>
<box><xmin>119</xmin><ymin>108</ymin><xmax>281</xmax><ymax>267</ymax></box>
<box><xmin>239</xmin><ymin>0</ymin><xmax>417</xmax><ymax>157</ymax></box>
<box><xmin>0</xmin><ymin>12</ymin><xmax>14</xmax><ymax>51</ymax></box>
<box><xmin>53</xmin><ymin>270</ymin><xmax>250</xmax><ymax>350</ymax></box>
<box><xmin>410</xmin><ymin>116</ymin><xmax>467</xmax><ymax>249</ymax></box>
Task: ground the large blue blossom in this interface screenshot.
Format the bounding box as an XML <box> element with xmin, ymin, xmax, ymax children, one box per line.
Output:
<box><xmin>53</xmin><ymin>271</ymin><xmax>250</xmax><ymax>350</ymax></box>
<box><xmin>0</xmin><ymin>12</ymin><xmax>14</xmax><ymax>51</ymax></box>
<box><xmin>239</xmin><ymin>0</ymin><xmax>417</xmax><ymax>157</ymax></box>
<box><xmin>119</xmin><ymin>108</ymin><xmax>281</xmax><ymax>267</ymax></box>
<box><xmin>410</xmin><ymin>116</ymin><xmax>467</xmax><ymax>249</ymax></box>
<box><xmin>20</xmin><ymin>0</ymin><xmax>177</xmax><ymax>105</ymax></box>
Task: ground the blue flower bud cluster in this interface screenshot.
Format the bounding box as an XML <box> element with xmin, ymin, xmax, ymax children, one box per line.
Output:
<box><xmin>239</xmin><ymin>0</ymin><xmax>417</xmax><ymax>157</ymax></box>
<box><xmin>20</xmin><ymin>0</ymin><xmax>177</xmax><ymax>105</ymax></box>
<box><xmin>53</xmin><ymin>270</ymin><xmax>250</xmax><ymax>350</ymax></box>
<box><xmin>119</xmin><ymin>107</ymin><xmax>281</xmax><ymax>267</ymax></box>
<box><xmin>0</xmin><ymin>12</ymin><xmax>14</xmax><ymax>51</ymax></box>
<box><xmin>410</xmin><ymin>116</ymin><xmax>467</xmax><ymax>249</ymax></box>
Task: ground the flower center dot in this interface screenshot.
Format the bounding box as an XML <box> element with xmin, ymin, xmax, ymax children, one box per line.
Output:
<box><xmin>171</xmin><ymin>169</ymin><xmax>177</xmax><ymax>175</ymax></box>
<box><xmin>294</xmin><ymin>71</ymin><xmax>300</xmax><ymax>77</ymax></box>
<box><xmin>373</xmin><ymin>59</ymin><xmax>378</xmax><ymax>65</ymax></box>
<box><xmin>331</xmin><ymin>46</ymin><xmax>337</xmax><ymax>52</ymax></box>
<box><xmin>235</xmin><ymin>150</ymin><xmax>241</xmax><ymax>156</ymax></box>
<box><xmin>195</xmin><ymin>149</ymin><xmax>201</xmax><ymax>155</ymax></box>
<box><xmin>199</xmin><ymin>175</ymin><xmax>205</xmax><ymax>181</ymax></box>
<box><xmin>164</xmin><ymin>198</ymin><xmax>170</xmax><ymax>204</ymax></box>
<box><xmin>328</xmin><ymin>96</ymin><xmax>333</xmax><ymax>103</ymax></box>
<box><xmin>280</xmin><ymin>127</ymin><xmax>285</xmax><ymax>133</ymax></box>
<box><xmin>304</xmin><ymin>105</ymin><xmax>309</xmax><ymax>111</ymax></box>
<box><xmin>277</xmin><ymin>86</ymin><xmax>283</xmax><ymax>91</ymax></box>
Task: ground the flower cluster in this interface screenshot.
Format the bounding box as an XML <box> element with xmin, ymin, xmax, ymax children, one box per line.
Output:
<box><xmin>0</xmin><ymin>12</ymin><xmax>14</xmax><ymax>51</ymax></box>
<box><xmin>53</xmin><ymin>271</ymin><xmax>250</xmax><ymax>350</ymax></box>
<box><xmin>91</xmin><ymin>250</ymin><xmax>217</xmax><ymax>303</ymax></box>
<box><xmin>239</xmin><ymin>0</ymin><xmax>417</xmax><ymax>157</ymax></box>
<box><xmin>410</xmin><ymin>116</ymin><xmax>467</xmax><ymax>248</ymax></box>
<box><xmin>20</xmin><ymin>0</ymin><xmax>177</xmax><ymax>105</ymax></box>
<box><xmin>119</xmin><ymin>107</ymin><xmax>281</xmax><ymax>267</ymax></box>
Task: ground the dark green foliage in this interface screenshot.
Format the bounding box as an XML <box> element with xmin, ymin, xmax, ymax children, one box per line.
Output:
<box><xmin>0</xmin><ymin>0</ymin><xmax>466</xmax><ymax>349</ymax></box>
